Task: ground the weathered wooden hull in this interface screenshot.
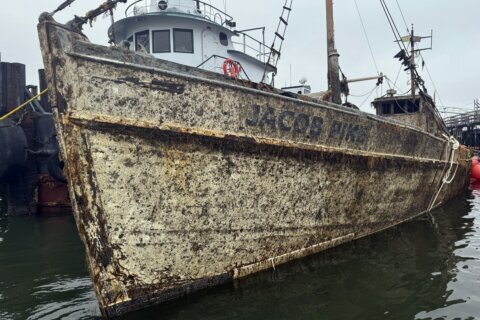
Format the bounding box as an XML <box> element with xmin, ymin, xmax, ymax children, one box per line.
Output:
<box><xmin>38</xmin><ymin>15</ymin><xmax>470</xmax><ymax>317</ymax></box>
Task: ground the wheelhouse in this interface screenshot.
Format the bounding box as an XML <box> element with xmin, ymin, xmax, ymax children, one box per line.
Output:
<box><xmin>372</xmin><ymin>92</ymin><xmax>445</xmax><ymax>135</ymax></box>
<box><xmin>110</xmin><ymin>0</ymin><xmax>276</xmax><ymax>83</ymax></box>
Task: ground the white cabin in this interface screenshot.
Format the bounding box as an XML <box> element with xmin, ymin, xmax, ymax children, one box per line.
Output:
<box><xmin>110</xmin><ymin>0</ymin><xmax>276</xmax><ymax>83</ymax></box>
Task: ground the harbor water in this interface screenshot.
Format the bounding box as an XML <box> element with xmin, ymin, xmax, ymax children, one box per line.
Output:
<box><xmin>1</xmin><ymin>186</ymin><xmax>479</xmax><ymax>320</ymax></box>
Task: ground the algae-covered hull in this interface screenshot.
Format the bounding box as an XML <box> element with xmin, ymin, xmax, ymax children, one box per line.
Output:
<box><xmin>38</xmin><ymin>15</ymin><xmax>470</xmax><ymax>317</ymax></box>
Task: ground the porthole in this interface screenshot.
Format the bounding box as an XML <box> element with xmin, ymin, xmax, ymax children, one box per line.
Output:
<box><xmin>219</xmin><ymin>32</ymin><xmax>228</xmax><ymax>46</ymax></box>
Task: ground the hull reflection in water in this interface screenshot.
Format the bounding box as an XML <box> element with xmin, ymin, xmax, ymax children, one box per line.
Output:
<box><xmin>0</xmin><ymin>212</ymin><xmax>100</xmax><ymax>319</ymax></box>
<box><xmin>1</xmin><ymin>188</ymin><xmax>480</xmax><ymax>319</ymax></box>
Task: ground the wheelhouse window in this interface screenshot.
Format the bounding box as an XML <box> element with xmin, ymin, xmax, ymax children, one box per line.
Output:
<box><xmin>394</xmin><ymin>100</ymin><xmax>405</xmax><ymax>114</ymax></box>
<box><xmin>173</xmin><ymin>29</ymin><xmax>194</xmax><ymax>53</ymax></box>
<box><xmin>153</xmin><ymin>30</ymin><xmax>171</xmax><ymax>53</ymax></box>
<box><xmin>135</xmin><ymin>30</ymin><xmax>150</xmax><ymax>53</ymax></box>
<box><xmin>407</xmin><ymin>100</ymin><xmax>420</xmax><ymax>112</ymax></box>
<box><xmin>382</xmin><ymin>102</ymin><xmax>391</xmax><ymax>114</ymax></box>
<box><xmin>219</xmin><ymin>32</ymin><xmax>228</xmax><ymax>46</ymax></box>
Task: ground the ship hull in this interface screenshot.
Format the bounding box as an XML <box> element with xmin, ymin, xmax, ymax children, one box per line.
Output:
<box><xmin>38</xmin><ymin>16</ymin><xmax>470</xmax><ymax>317</ymax></box>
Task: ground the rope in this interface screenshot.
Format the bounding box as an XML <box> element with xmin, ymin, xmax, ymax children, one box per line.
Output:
<box><xmin>0</xmin><ymin>89</ymin><xmax>48</xmax><ymax>121</ymax></box>
<box><xmin>427</xmin><ymin>136</ymin><xmax>460</xmax><ymax>213</ymax></box>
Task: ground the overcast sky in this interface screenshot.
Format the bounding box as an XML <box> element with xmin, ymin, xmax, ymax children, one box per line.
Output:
<box><xmin>0</xmin><ymin>0</ymin><xmax>478</xmax><ymax>114</ymax></box>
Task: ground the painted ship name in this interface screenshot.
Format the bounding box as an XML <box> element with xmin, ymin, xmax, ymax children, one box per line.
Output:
<box><xmin>245</xmin><ymin>105</ymin><xmax>368</xmax><ymax>144</ymax></box>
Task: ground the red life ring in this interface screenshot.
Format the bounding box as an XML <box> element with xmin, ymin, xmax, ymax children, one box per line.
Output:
<box><xmin>223</xmin><ymin>59</ymin><xmax>241</xmax><ymax>78</ymax></box>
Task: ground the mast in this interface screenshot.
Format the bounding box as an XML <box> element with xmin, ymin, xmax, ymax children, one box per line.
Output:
<box><xmin>410</xmin><ymin>26</ymin><xmax>416</xmax><ymax>102</ymax></box>
<box><xmin>326</xmin><ymin>0</ymin><xmax>341</xmax><ymax>104</ymax></box>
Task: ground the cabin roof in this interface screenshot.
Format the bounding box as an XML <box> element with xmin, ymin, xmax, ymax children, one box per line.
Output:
<box><xmin>373</xmin><ymin>95</ymin><xmax>420</xmax><ymax>103</ymax></box>
<box><xmin>110</xmin><ymin>12</ymin><xmax>236</xmax><ymax>38</ymax></box>
<box><xmin>373</xmin><ymin>92</ymin><xmax>434</xmax><ymax>104</ymax></box>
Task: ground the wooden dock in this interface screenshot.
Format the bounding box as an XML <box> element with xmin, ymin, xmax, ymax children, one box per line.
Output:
<box><xmin>444</xmin><ymin>100</ymin><xmax>480</xmax><ymax>149</ymax></box>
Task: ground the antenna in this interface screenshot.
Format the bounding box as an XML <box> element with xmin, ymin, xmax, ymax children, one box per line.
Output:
<box><xmin>397</xmin><ymin>27</ymin><xmax>433</xmax><ymax>52</ymax></box>
<box><xmin>400</xmin><ymin>26</ymin><xmax>433</xmax><ymax>101</ymax></box>
<box><xmin>392</xmin><ymin>24</ymin><xmax>433</xmax><ymax>101</ymax></box>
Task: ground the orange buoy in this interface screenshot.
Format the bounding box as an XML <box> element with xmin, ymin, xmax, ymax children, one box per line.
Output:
<box><xmin>472</xmin><ymin>163</ymin><xmax>480</xmax><ymax>181</ymax></box>
<box><xmin>223</xmin><ymin>59</ymin><xmax>240</xmax><ymax>78</ymax></box>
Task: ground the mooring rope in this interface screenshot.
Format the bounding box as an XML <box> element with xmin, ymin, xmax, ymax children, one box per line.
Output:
<box><xmin>427</xmin><ymin>135</ymin><xmax>460</xmax><ymax>213</ymax></box>
<box><xmin>0</xmin><ymin>89</ymin><xmax>48</xmax><ymax>121</ymax></box>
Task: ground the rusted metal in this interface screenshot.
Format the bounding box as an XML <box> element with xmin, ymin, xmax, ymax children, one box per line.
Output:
<box><xmin>37</xmin><ymin>174</ymin><xmax>70</xmax><ymax>208</ymax></box>
<box><xmin>38</xmin><ymin>14</ymin><xmax>471</xmax><ymax>318</ymax></box>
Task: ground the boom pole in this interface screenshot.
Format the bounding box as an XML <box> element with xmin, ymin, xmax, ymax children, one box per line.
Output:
<box><xmin>326</xmin><ymin>0</ymin><xmax>342</xmax><ymax>104</ymax></box>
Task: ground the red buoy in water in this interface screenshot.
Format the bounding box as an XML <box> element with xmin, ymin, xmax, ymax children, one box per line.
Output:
<box><xmin>473</xmin><ymin>156</ymin><xmax>479</xmax><ymax>168</ymax></box>
<box><xmin>472</xmin><ymin>161</ymin><xmax>480</xmax><ymax>181</ymax></box>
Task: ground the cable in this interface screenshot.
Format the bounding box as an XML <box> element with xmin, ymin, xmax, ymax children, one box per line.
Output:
<box><xmin>353</xmin><ymin>0</ymin><xmax>379</xmax><ymax>74</ymax></box>
<box><xmin>380</xmin><ymin>0</ymin><xmax>408</xmax><ymax>53</ymax></box>
<box><xmin>416</xmin><ymin>46</ymin><xmax>445</xmax><ymax>107</ymax></box>
<box><xmin>393</xmin><ymin>64</ymin><xmax>403</xmax><ymax>87</ymax></box>
<box><xmin>386</xmin><ymin>1</ymin><xmax>448</xmax><ymax>132</ymax></box>
<box><xmin>350</xmin><ymin>87</ymin><xmax>379</xmax><ymax>98</ymax></box>
<box><xmin>359</xmin><ymin>86</ymin><xmax>378</xmax><ymax>108</ymax></box>
<box><xmin>0</xmin><ymin>89</ymin><xmax>49</xmax><ymax>121</ymax></box>
<box><xmin>395</xmin><ymin>0</ymin><xmax>410</xmax><ymax>33</ymax></box>
<box><xmin>384</xmin><ymin>75</ymin><xmax>406</xmax><ymax>93</ymax></box>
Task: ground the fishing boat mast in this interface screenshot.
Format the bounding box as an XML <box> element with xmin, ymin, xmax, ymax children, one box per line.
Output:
<box><xmin>325</xmin><ymin>0</ymin><xmax>341</xmax><ymax>105</ymax></box>
<box><xmin>409</xmin><ymin>27</ymin><xmax>416</xmax><ymax>102</ymax></box>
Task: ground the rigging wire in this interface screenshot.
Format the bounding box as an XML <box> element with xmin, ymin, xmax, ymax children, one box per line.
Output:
<box><xmin>384</xmin><ymin>75</ymin><xmax>405</xmax><ymax>93</ymax></box>
<box><xmin>353</xmin><ymin>0</ymin><xmax>379</xmax><ymax>74</ymax></box>
<box><xmin>393</xmin><ymin>64</ymin><xmax>403</xmax><ymax>87</ymax></box>
<box><xmin>380</xmin><ymin>1</ymin><xmax>426</xmax><ymax>94</ymax></box>
<box><xmin>393</xmin><ymin>42</ymin><xmax>410</xmax><ymax>87</ymax></box>
<box><xmin>396</xmin><ymin>0</ymin><xmax>447</xmax><ymax>109</ymax></box>
<box><xmin>395</xmin><ymin>0</ymin><xmax>410</xmax><ymax>33</ymax></box>
<box><xmin>359</xmin><ymin>86</ymin><xmax>378</xmax><ymax>108</ymax></box>
<box><xmin>380</xmin><ymin>0</ymin><xmax>408</xmax><ymax>52</ymax></box>
<box><xmin>349</xmin><ymin>87</ymin><xmax>380</xmax><ymax>98</ymax></box>
<box><xmin>381</xmin><ymin>1</ymin><xmax>448</xmax><ymax>131</ymax></box>
<box><xmin>417</xmin><ymin>47</ymin><xmax>445</xmax><ymax>107</ymax></box>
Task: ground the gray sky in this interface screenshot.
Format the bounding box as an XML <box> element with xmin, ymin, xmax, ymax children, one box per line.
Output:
<box><xmin>0</xmin><ymin>0</ymin><xmax>478</xmax><ymax>114</ymax></box>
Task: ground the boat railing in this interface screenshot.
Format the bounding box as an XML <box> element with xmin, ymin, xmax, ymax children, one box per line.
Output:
<box><xmin>125</xmin><ymin>0</ymin><xmax>236</xmax><ymax>28</ymax></box>
<box><xmin>444</xmin><ymin>111</ymin><xmax>480</xmax><ymax>128</ymax></box>
<box><xmin>232</xmin><ymin>29</ymin><xmax>271</xmax><ymax>64</ymax></box>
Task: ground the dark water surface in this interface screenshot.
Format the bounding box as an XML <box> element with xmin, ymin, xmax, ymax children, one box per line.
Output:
<box><xmin>1</xmin><ymin>186</ymin><xmax>480</xmax><ymax>320</ymax></box>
